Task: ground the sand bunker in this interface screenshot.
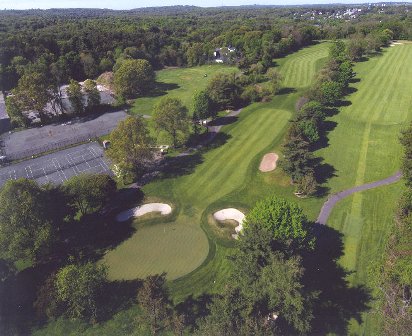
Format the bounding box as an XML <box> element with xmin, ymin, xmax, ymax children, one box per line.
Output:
<box><xmin>390</xmin><ymin>42</ymin><xmax>404</xmax><ymax>47</ymax></box>
<box><xmin>116</xmin><ymin>203</ymin><xmax>172</xmax><ymax>222</ymax></box>
<box><xmin>213</xmin><ymin>208</ymin><xmax>245</xmax><ymax>239</ymax></box>
<box><xmin>259</xmin><ymin>152</ymin><xmax>279</xmax><ymax>172</ymax></box>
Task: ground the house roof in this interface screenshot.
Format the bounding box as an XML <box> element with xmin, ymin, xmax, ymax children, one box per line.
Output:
<box><xmin>0</xmin><ymin>93</ymin><xmax>9</xmax><ymax>120</ymax></box>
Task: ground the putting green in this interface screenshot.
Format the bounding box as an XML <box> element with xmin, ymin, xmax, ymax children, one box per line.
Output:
<box><xmin>104</xmin><ymin>216</ymin><xmax>209</xmax><ymax>281</ymax></box>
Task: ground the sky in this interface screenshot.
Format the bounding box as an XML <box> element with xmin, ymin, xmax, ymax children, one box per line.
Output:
<box><xmin>0</xmin><ymin>0</ymin><xmax>406</xmax><ymax>10</ymax></box>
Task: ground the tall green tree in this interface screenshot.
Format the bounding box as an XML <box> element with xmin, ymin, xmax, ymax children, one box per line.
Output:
<box><xmin>400</xmin><ymin>123</ymin><xmax>412</xmax><ymax>187</ymax></box>
<box><xmin>0</xmin><ymin>179</ymin><xmax>55</xmax><ymax>263</ymax></box>
<box><xmin>266</xmin><ymin>68</ymin><xmax>283</xmax><ymax>94</ymax></box>
<box><xmin>63</xmin><ymin>173</ymin><xmax>116</xmax><ymax>217</ymax></box>
<box><xmin>197</xmin><ymin>224</ymin><xmax>315</xmax><ymax>335</ymax></box>
<box><xmin>245</xmin><ymin>195</ymin><xmax>314</xmax><ymax>252</ymax></box>
<box><xmin>153</xmin><ymin>97</ymin><xmax>190</xmax><ymax>147</ymax></box>
<box><xmin>114</xmin><ymin>59</ymin><xmax>155</xmax><ymax>99</ymax></box>
<box><xmin>83</xmin><ymin>79</ymin><xmax>101</xmax><ymax>109</ymax></box>
<box><xmin>192</xmin><ymin>90</ymin><xmax>211</xmax><ymax>120</ymax></box>
<box><xmin>67</xmin><ymin>79</ymin><xmax>84</xmax><ymax>114</ymax></box>
<box><xmin>206</xmin><ymin>72</ymin><xmax>241</xmax><ymax>110</ymax></box>
<box><xmin>107</xmin><ymin>116</ymin><xmax>155</xmax><ymax>178</ymax></box>
<box><xmin>137</xmin><ymin>274</ymin><xmax>173</xmax><ymax>335</ymax></box>
<box><xmin>13</xmin><ymin>70</ymin><xmax>53</xmax><ymax>123</ymax></box>
<box><xmin>5</xmin><ymin>95</ymin><xmax>28</xmax><ymax>127</ymax></box>
<box><xmin>280</xmin><ymin>124</ymin><xmax>313</xmax><ymax>182</ymax></box>
<box><xmin>55</xmin><ymin>262</ymin><xmax>107</xmax><ymax>321</ymax></box>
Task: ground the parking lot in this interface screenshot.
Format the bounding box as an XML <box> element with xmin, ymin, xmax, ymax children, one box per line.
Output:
<box><xmin>0</xmin><ymin>142</ymin><xmax>112</xmax><ymax>187</ymax></box>
<box><xmin>0</xmin><ymin>110</ymin><xmax>128</xmax><ymax>160</ymax></box>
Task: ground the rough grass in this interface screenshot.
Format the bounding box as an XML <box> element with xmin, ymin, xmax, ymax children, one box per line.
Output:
<box><xmin>317</xmin><ymin>43</ymin><xmax>412</xmax><ymax>333</ymax></box>
<box><xmin>130</xmin><ymin>64</ymin><xmax>237</xmax><ymax>116</ymax></box>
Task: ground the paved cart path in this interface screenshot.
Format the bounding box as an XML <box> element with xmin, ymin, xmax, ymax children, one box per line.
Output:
<box><xmin>316</xmin><ymin>171</ymin><xmax>402</xmax><ymax>225</ymax></box>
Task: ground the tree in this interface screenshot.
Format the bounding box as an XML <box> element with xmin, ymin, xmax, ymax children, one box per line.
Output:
<box><xmin>5</xmin><ymin>95</ymin><xmax>28</xmax><ymax>127</ymax></box>
<box><xmin>400</xmin><ymin>122</ymin><xmax>412</xmax><ymax>187</ymax></box>
<box><xmin>313</xmin><ymin>81</ymin><xmax>342</xmax><ymax>105</ymax></box>
<box><xmin>107</xmin><ymin>116</ymin><xmax>155</xmax><ymax>178</ymax></box>
<box><xmin>197</xmin><ymin>224</ymin><xmax>315</xmax><ymax>335</ymax></box>
<box><xmin>13</xmin><ymin>70</ymin><xmax>53</xmax><ymax>123</ymax></box>
<box><xmin>63</xmin><ymin>173</ymin><xmax>116</xmax><ymax>217</ymax></box>
<box><xmin>80</xmin><ymin>52</ymin><xmax>98</xmax><ymax>79</ymax></box>
<box><xmin>114</xmin><ymin>59</ymin><xmax>155</xmax><ymax>99</ymax></box>
<box><xmin>83</xmin><ymin>79</ymin><xmax>101</xmax><ymax>109</ymax></box>
<box><xmin>298</xmin><ymin>119</ymin><xmax>319</xmax><ymax>143</ymax></box>
<box><xmin>193</xmin><ymin>90</ymin><xmax>211</xmax><ymax>120</ymax></box>
<box><xmin>329</xmin><ymin>40</ymin><xmax>346</xmax><ymax>60</ymax></box>
<box><xmin>295</xmin><ymin>172</ymin><xmax>318</xmax><ymax>196</ymax></box>
<box><xmin>347</xmin><ymin>36</ymin><xmax>366</xmax><ymax>61</ymax></box>
<box><xmin>266</xmin><ymin>68</ymin><xmax>283</xmax><ymax>94</ymax></box>
<box><xmin>67</xmin><ymin>79</ymin><xmax>84</xmax><ymax>114</ymax></box>
<box><xmin>296</xmin><ymin>101</ymin><xmax>325</xmax><ymax>124</ymax></box>
<box><xmin>206</xmin><ymin>72</ymin><xmax>241</xmax><ymax>110</ymax></box>
<box><xmin>0</xmin><ymin>179</ymin><xmax>54</xmax><ymax>263</ymax></box>
<box><xmin>280</xmin><ymin>124</ymin><xmax>313</xmax><ymax>182</ymax></box>
<box><xmin>55</xmin><ymin>262</ymin><xmax>107</xmax><ymax>321</ymax></box>
<box><xmin>244</xmin><ymin>195</ymin><xmax>313</xmax><ymax>252</ymax></box>
<box><xmin>137</xmin><ymin>273</ymin><xmax>172</xmax><ymax>335</ymax></box>
<box><xmin>153</xmin><ymin>97</ymin><xmax>190</xmax><ymax>147</ymax></box>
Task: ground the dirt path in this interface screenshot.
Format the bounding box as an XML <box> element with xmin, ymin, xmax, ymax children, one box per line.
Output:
<box><xmin>316</xmin><ymin>171</ymin><xmax>402</xmax><ymax>225</ymax></box>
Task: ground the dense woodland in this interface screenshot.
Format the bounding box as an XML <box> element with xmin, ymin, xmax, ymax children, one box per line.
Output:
<box><xmin>1</xmin><ymin>5</ymin><xmax>411</xmax><ymax>92</ymax></box>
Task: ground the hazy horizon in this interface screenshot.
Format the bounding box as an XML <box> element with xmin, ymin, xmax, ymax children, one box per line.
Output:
<box><xmin>0</xmin><ymin>0</ymin><xmax>410</xmax><ymax>10</ymax></box>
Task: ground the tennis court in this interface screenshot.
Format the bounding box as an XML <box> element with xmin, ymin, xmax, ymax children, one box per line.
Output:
<box><xmin>0</xmin><ymin>142</ymin><xmax>112</xmax><ymax>187</ymax></box>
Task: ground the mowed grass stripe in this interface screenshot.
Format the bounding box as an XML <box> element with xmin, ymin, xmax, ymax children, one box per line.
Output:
<box><xmin>280</xmin><ymin>42</ymin><xmax>329</xmax><ymax>88</ymax></box>
<box><xmin>323</xmin><ymin>44</ymin><xmax>412</xmax><ymax>334</ymax></box>
<box><xmin>180</xmin><ymin>107</ymin><xmax>290</xmax><ymax>204</ymax></box>
<box><xmin>343</xmin><ymin>46</ymin><xmax>412</xmax><ymax>123</ymax></box>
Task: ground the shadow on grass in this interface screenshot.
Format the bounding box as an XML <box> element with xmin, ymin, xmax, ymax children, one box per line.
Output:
<box><xmin>0</xmin><ymin>263</ymin><xmax>56</xmax><ymax>335</ymax></box>
<box><xmin>161</xmin><ymin>152</ymin><xmax>204</xmax><ymax>179</ymax></box>
<box><xmin>98</xmin><ymin>279</ymin><xmax>142</xmax><ymax>322</ymax></box>
<box><xmin>175</xmin><ymin>294</ymin><xmax>213</xmax><ymax>331</ymax></box>
<box><xmin>142</xmin><ymin>82</ymin><xmax>180</xmax><ymax>98</ymax></box>
<box><xmin>311</xmin><ymin>120</ymin><xmax>338</xmax><ymax>151</ymax></box>
<box><xmin>277</xmin><ymin>87</ymin><xmax>297</xmax><ymax>95</ymax></box>
<box><xmin>208</xmin><ymin>116</ymin><xmax>238</xmax><ymax>127</ymax></box>
<box><xmin>313</xmin><ymin>158</ymin><xmax>336</xmax><ymax>184</ymax></box>
<box><xmin>304</xmin><ymin>225</ymin><xmax>371</xmax><ymax>335</ymax></box>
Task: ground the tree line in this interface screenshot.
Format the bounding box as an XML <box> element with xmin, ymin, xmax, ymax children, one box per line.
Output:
<box><xmin>280</xmin><ymin>31</ymin><xmax>392</xmax><ymax>197</ymax></box>
<box><xmin>372</xmin><ymin>124</ymin><xmax>412</xmax><ymax>335</ymax></box>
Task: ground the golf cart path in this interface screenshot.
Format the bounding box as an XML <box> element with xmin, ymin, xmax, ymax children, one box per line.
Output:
<box><xmin>316</xmin><ymin>171</ymin><xmax>402</xmax><ymax>225</ymax></box>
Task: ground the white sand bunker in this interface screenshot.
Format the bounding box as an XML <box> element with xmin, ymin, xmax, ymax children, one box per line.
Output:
<box><xmin>259</xmin><ymin>152</ymin><xmax>279</xmax><ymax>172</ymax></box>
<box><xmin>213</xmin><ymin>208</ymin><xmax>245</xmax><ymax>239</ymax></box>
<box><xmin>390</xmin><ymin>42</ymin><xmax>404</xmax><ymax>47</ymax></box>
<box><xmin>116</xmin><ymin>203</ymin><xmax>172</xmax><ymax>222</ymax></box>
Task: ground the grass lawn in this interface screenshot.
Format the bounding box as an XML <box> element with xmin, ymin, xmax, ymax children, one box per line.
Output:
<box><xmin>103</xmin><ymin>42</ymin><xmax>330</xmax><ymax>290</ymax></box>
<box><xmin>316</xmin><ymin>43</ymin><xmax>412</xmax><ymax>333</ymax></box>
<box><xmin>33</xmin><ymin>41</ymin><xmax>340</xmax><ymax>335</ymax></box>
<box><xmin>130</xmin><ymin>64</ymin><xmax>237</xmax><ymax>116</ymax></box>
<box><xmin>278</xmin><ymin>42</ymin><xmax>330</xmax><ymax>89</ymax></box>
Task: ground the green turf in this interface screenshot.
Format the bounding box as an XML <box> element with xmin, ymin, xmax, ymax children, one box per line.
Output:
<box><xmin>278</xmin><ymin>42</ymin><xmax>329</xmax><ymax>89</ymax></box>
<box><xmin>103</xmin><ymin>42</ymin><xmax>330</xmax><ymax>286</ymax></box>
<box><xmin>316</xmin><ymin>43</ymin><xmax>412</xmax><ymax>333</ymax></box>
<box><xmin>130</xmin><ymin>64</ymin><xmax>237</xmax><ymax>116</ymax></box>
<box><xmin>36</xmin><ymin>42</ymin><xmax>335</xmax><ymax>334</ymax></box>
